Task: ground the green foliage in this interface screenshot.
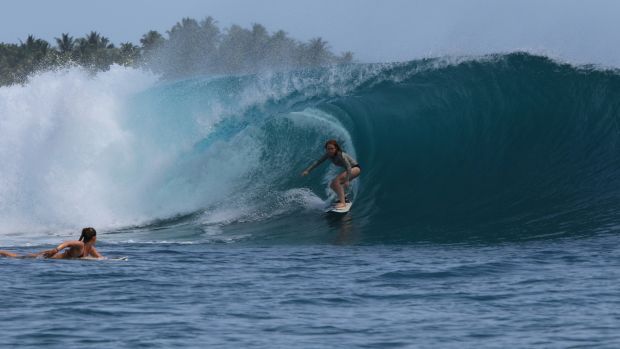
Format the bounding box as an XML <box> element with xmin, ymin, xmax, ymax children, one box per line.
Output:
<box><xmin>0</xmin><ymin>17</ymin><xmax>354</xmax><ymax>86</ymax></box>
<box><xmin>140</xmin><ymin>31</ymin><xmax>164</xmax><ymax>53</ymax></box>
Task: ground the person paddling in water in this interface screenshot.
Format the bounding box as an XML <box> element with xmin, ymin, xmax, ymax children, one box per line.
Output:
<box><xmin>0</xmin><ymin>227</ymin><xmax>103</xmax><ymax>259</ymax></box>
<box><xmin>302</xmin><ymin>140</ymin><xmax>361</xmax><ymax>209</ymax></box>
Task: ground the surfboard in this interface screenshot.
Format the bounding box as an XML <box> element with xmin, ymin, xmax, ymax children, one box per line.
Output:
<box><xmin>82</xmin><ymin>256</ymin><xmax>128</xmax><ymax>261</ymax></box>
<box><xmin>326</xmin><ymin>201</ymin><xmax>353</xmax><ymax>214</ymax></box>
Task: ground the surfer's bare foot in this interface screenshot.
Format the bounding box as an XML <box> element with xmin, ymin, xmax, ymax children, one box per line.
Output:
<box><xmin>335</xmin><ymin>203</ymin><xmax>346</xmax><ymax>209</ymax></box>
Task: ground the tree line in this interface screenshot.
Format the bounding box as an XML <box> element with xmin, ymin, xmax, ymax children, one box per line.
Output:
<box><xmin>0</xmin><ymin>16</ymin><xmax>354</xmax><ymax>86</ymax></box>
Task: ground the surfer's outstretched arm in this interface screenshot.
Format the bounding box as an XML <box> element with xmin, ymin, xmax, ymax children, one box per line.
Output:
<box><xmin>302</xmin><ymin>154</ymin><xmax>329</xmax><ymax>176</ymax></box>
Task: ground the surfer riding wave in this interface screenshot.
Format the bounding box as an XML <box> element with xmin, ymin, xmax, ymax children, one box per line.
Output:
<box><xmin>302</xmin><ymin>140</ymin><xmax>361</xmax><ymax>209</ymax></box>
<box><xmin>0</xmin><ymin>227</ymin><xmax>103</xmax><ymax>259</ymax></box>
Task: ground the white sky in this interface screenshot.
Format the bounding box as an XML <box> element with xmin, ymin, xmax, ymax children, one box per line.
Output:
<box><xmin>2</xmin><ymin>0</ymin><xmax>620</xmax><ymax>66</ymax></box>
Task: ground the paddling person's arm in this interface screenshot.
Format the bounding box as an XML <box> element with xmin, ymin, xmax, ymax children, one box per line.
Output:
<box><xmin>88</xmin><ymin>247</ymin><xmax>102</xmax><ymax>258</ymax></box>
<box><xmin>38</xmin><ymin>248</ymin><xmax>60</xmax><ymax>258</ymax></box>
<box><xmin>46</xmin><ymin>240</ymin><xmax>84</xmax><ymax>259</ymax></box>
<box><xmin>302</xmin><ymin>154</ymin><xmax>329</xmax><ymax>176</ymax></box>
<box><xmin>0</xmin><ymin>251</ymin><xmax>19</xmax><ymax>257</ymax></box>
<box><xmin>55</xmin><ymin>240</ymin><xmax>84</xmax><ymax>251</ymax></box>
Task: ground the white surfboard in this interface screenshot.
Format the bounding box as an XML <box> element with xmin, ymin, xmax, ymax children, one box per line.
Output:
<box><xmin>326</xmin><ymin>201</ymin><xmax>353</xmax><ymax>214</ymax></box>
<box><xmin>82</xmin><ymin>256</ymin><xmax>128</xmax><ymax>261</ymax></box>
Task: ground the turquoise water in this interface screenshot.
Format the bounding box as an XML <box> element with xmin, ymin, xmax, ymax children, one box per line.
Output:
<box><xmin>1</xmin><ymin>53</ymin><xmax>620</xmax><ymax>347</ymax></box>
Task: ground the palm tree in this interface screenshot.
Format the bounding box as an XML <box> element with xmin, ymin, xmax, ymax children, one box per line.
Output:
<box><xmin>218</xmin><ymin>24</ymin><xmax>252</xmax><ymax>74</ymax></box>
<box><xmin>55</xmin><ymin>33</ymin><xmax>74</xmax><ymax>53</ymax></box>
<box><xmin>337</xmin><ymin>51</ymin><xmax>354</xmax><ymax>64</ymax></box>
<box><xmin>165</xmin><ymin>18</ymin><xmax>206</xmax><ymax>76</ymax></box>
<box><xmin>75</xmin><ymin>31</ymin><xmax>114</xmax><ymax>69</ymax></box>
<box><xmin>21</xmin><ymin>35</ymin><xmax>50</xmax><ymax>59</ymax></box>
<box><xmin>118</xmin><ymin>42</ymin><xmax>140</xmax><ymax>65</ymax></box>
<box><xmin>303</xmin><ymin>37</ymin><xmax>331</xmax><ymax>67</ymax></box>
<box><xmin>167</xmin><ymin>18</ymin><xmax>201</xmax><ymax>41</ymax></box>
<box><xmin>266</xmin><ymin>30</ymin><xmax>297</xmax><ymax>69</ymax></box>
<box><xmin>140</xmin><ymin>30</ymin><xmax>164</xmax><ymax>52</ymax></box>
<box><xmin>0</xmin><ymin>43</ymin><xmax>22</xmax><ymax>85</ymax></box>
<box><xmin>199</xmin><ymin>16</ymin><xmax>221</xmax><ymax>72</ymax></box>
<box><xmin>14</xmin><ymin>35</ymin><xmax>51</xmax><ymax>79</ymax></box>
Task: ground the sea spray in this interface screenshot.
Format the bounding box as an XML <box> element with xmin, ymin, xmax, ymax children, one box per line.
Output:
<box><xmin>0</xmin><ymin>66</ymin><xmax>157</xmax><ymax>237</ymax></box>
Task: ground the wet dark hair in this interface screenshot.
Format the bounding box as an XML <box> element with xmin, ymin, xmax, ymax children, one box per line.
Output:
<box><xmin>324</xmin><ymin>139</ymin><xmax>342</xmax><ymax>152</ymax></box>
<box><xmin>79</xmin><ymin>227</ymin><xmax>97</xmax><ymax>243</ymax></box>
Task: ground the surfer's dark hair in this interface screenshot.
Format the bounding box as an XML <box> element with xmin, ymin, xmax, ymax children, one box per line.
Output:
<box><xmin>79</xmin><ymin>227</ymin><xmax>97</xmax><ymax>243</ymax></box>
<box><xmin>325</xmin><ymin>139</ymin><xmax>342</xmax><ymax>152</ymax></box>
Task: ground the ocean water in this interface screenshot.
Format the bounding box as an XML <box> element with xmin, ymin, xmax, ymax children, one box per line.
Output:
<box><xmin>2</xmin><ymin>235</ymin><xmax>620</xmax><ymax>348</ymax></box>
<box><xmin>1</xmin><ymin>53</ymin><xmax>620</xmax><ymax>347</ymax></box>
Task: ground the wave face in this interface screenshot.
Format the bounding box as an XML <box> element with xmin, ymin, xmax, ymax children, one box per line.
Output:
<box><xmin>332</xmin><ymin>54</ymin><xmax>620</xmax><ymax>241</ymax></box>
<box><xmin>2</xmin><ymin>53</ymin><xmax>620</xmax><ymax>243</ymax></box>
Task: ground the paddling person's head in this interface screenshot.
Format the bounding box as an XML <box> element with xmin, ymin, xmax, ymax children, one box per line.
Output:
<box><xmin>79</xmin><ymin>227</ymin><xmax>97</xmax><ymax>244</ymax></box>
<box><xmin>325</xmin><ymin>140</ymin><xmax>341</xmax><ymax>157</ymax></box>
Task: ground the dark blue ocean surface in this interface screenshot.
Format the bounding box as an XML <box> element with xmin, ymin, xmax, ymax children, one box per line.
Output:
<box><xmin>2</xmin><ymin>233</ymin><xmax>620</xmax><ymax>348</ymax></box>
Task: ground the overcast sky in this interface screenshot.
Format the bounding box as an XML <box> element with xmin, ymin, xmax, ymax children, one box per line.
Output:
<box><xmin>2</xmin><ymin>0</ymin><xmax>620</xmax><ymax>66</ymax></box>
